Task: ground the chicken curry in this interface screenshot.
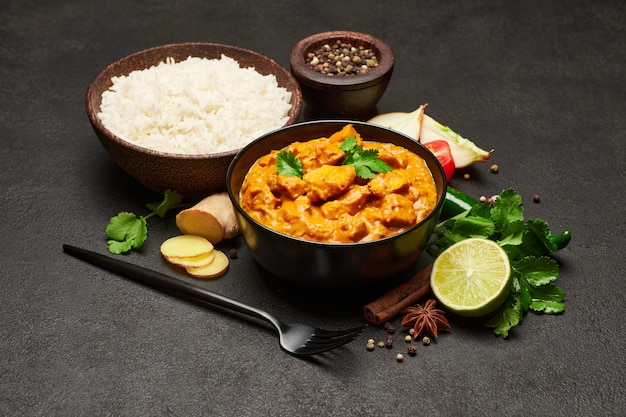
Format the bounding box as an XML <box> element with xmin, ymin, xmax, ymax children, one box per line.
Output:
<box><xmin>239</xmin><ymin>124</ymin><xmax>438</xmax><ymax>243</ymax></box>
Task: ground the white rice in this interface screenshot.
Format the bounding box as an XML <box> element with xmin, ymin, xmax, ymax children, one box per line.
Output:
<box><xmin>98</xmin><ymin>55</ymin><xmax>293</xmax><ymax>155</ymax></box>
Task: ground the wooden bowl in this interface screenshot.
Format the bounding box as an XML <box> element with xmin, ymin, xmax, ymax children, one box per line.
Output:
<box><xmin>86</xmin><ymin>42</ymin><xmax>302</xmax><ymax>200</ymax></box>
<box><xmin>289</xmin><ymin>31</ymin><xmax>394</xmax><ymax>120</ymax></box>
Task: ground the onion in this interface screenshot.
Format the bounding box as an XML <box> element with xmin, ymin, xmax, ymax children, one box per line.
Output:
<box><xmin>369</xmin><ymin>104</ymin><xmax>491</xmax><ymax>168</ymax></box>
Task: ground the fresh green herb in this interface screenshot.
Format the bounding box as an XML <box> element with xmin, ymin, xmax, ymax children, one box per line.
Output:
<box><xmin>105</xmin><ymin>189</ymin><xmax>184</xmax><ymax>254</ymax></box>
<box><xmin>276</xmin><ymin>150</ymin><xmax>303</xmax><ymax>178</ymax></box>
<box><xmin>274</xmin><ymin>136</ymin><xmax>392</xmax><ymax>180</ymax></box>
<box><xmin>339</xmin><ymin>136</ymin><xmax>392</xmax><ymax>179</ymax></box>
<box><xmin>429</xmin><ymin>188</ymin><xmax>568</xmax><ymax>338</ymax></box>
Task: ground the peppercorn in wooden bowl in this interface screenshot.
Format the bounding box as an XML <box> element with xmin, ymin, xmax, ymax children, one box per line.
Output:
<box><xmin>289</xmin><ymin>31</ymin><xmax>394</xmax><ymax>120</ymax></box>
<box><xmin>226</xmin><ymin>120</ymin><xmax>447</xmax><ymax>287</ymax></box>
<box><xmin>86</xmin><ymin>42</ymin><xmax>303</xmax><ymax>200</ymax></box>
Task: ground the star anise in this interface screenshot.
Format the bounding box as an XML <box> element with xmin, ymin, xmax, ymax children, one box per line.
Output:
<box><xmin>401</xmin><ymin>299</ymin><xmax>451</xmax><ymax>339</ymax></box>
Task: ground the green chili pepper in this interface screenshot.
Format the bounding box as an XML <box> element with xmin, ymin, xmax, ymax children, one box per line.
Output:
<box><xmin>443</xmin><ymin>186</ymin><xmax>478</xmax><ymax>216</ymax></box>
<box><xmin>548</xmin><ymin>230</ymin><xmax>572</xmax><ymax>250</ymax></box>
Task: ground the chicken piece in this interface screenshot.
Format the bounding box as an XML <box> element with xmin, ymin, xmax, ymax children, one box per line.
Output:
<box><xmin>367</xmin><ymin>171</ymin><xmax>410</xmax><ymax>198</ymax></box>
<box><xmin>287</xmin><ymin>139</ymin><xmax>344</xmax><ymax>170</ymax></box>
<box><xmin>271</xmin><ymin>174</ymin><xmax>306</xmax><ymax>200</ymax></box>
<box><xmin>303</xmin><ymin>164</ymin><xmax>356</xmax><ymax>203</ymax></box>
<box><xmin>380</xmin><ymin>193</ymin><xmax>417</xmax><ymax>228</ymax></box>
<box><xmin>327</xmin><ymin>124</ymin><xmax>363</xmax><ymax>146</ymax></box>
<box><xmin>334</xmin><ymin>213</ymin><xmax>369</xmax><ymax>242</ymax></box>
<box><xmin>321</xmin><ymin>185</ymin><xmax>371</xmax><ymax>219</ymax></box>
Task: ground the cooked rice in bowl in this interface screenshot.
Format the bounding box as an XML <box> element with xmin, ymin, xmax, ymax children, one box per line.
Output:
<box><xmin>98</xmin><ymin>55</ymin><xmax>293</xmax><ymax>155</ymax></box>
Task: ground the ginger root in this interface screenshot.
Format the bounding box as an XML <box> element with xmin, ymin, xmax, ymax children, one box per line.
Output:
<box><xmin>160</xmin><ymin>234</ymin><xmax>229</xmax><ymax>279</ymax></box>
<box><xmin>175</xmin><ymin>192</ymin><xmax>239</xmax><ymax>244</ymax></box>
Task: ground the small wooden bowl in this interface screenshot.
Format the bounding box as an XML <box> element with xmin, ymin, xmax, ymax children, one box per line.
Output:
<box><xmin>289</xmin><ymin>31</ymin><xmax>394</xmax><ymax>120</ymax></box>
<box><xmin>86</xmin><ymin>42</ymin><xmax>302</xmax><ymax>200</ymax></box>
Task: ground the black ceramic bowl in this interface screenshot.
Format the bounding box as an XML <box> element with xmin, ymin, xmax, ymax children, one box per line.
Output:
<box><xmin>290</xmin><ymin>31</ymin><xmax>394</xmax><ymax>120</ymax></box>
<box><xmin>226</xmin><ymin>121</ymin><xmax>447</xmax><ymax>286</ymax></box>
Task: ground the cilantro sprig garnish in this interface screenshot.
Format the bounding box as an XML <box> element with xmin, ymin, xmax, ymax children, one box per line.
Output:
<box><xmin>276</xmin><ymin>150</ymin><xmax>303</xmax><ymax>178</ymax></box>
<box><xmin>339</xmin><ymin>136</ymin><xmax>392</xmax><ymax>179</ymax></box>
<box><xmin>429</xmin><ymin>188</ymin><xmax>567</xmax><ymax>338</ymax></box>
<box><xmin>275</xmin><ymin>136</ymin><xmax>392</xmax><ymax>179</ymax></box>
<box><xmin>105</xmin><ymin>189</ymin><xmax>184</xmax><ymax>254</ymax></box>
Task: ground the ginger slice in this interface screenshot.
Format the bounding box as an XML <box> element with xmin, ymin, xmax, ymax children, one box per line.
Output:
<box><xmin>186</xmin><ymin>250</ymin><xmax>229</xmax><ymax>279</ymax></box>
<box><xmin>160</xmin><ymin>235</ymin><xmax>214</xmax><ymax>260</ymax></box>
<box><xmin>164</xmin><ymin>250</ymin><xmax>215</xmax><ymax>269</ymax></box>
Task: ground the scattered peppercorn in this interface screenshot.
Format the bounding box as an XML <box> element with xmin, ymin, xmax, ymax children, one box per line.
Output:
<box><xmin>479</xmin><ymin>195</ymin><xmax>487</xmax><ymax>203</ymax></box>
<box><xmin>396</xmin><ymin>353</ymin><xmax>404</xmax><ymax>362</ymax></box>
<box><xmin>404</xmin><ymin>335</ymin><xmax>412</xmax><ymax>343</ymax></box>
<box><xmin>228</xmin><ymin>249</ymin><xmax>238</xmax><ymax>259</ymax></box>
<box><xmin>533</xmin><ymin>194</ymin><xmax>541</xmax><ymax>203</ymax></box>
<box><xmin>366</xmin><ymin>341</ymin><xmax>376</xmax><ymax>351</ymax></box>
<box><xmin>409</xmin><ymin>328</ymin><xmax>414</xmax><ymax>336</ymax></box>
<box><xmin>422</xmin><ymin>336</ymin><xmax>431</xmax><ymax>345</ymax></box>
<box><xmin>463</xmin><ymin>173</ymin><xmax>471</xmax><ymax>180</ymax></box>
<box><xmin>306</xmin><ymin>40</ymin><xmax>379</xmax><ymax>76</ymax></box>
<box><xmin>383</xmin><ymin>322</ymin><xmax>396</xmax><ymax>334</ymax></box>
<box><xmin>407</xmin><ymin>345</ymin><xmax>417</xmax><ymax>356</ymax></box>
<box><xmin>385</xmin><ymin>335</ymin><xmax>394</xmax><ymax>349</ymax></box>
<box><xmin>490</xmin><ymin>164</ymin><xmax>499</xmax><ymax>174</ymax></box>
<box><xmin>377</xmin><ymin>341</ymin><xmax>385</xmax><ymax>348</ymax></box>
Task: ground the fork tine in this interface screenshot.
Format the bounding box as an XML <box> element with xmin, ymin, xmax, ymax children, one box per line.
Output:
<box><xmin>310</xmin><ymin>325</ymin><xmax>365</xmax><ymax>339</ymax></box>
<box><xmin>305</xmin><ymin>327</ymin><xmax>364</xmax><ymax>346</ymax></box>
<box><xmin>298</xmin><ymin>333</ymin><xmax>363</xmax><ymax>355</ymax></box>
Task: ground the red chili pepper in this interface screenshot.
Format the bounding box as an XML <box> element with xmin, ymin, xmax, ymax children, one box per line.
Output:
<box><xmin>424</xmin><ymin>140</ymin><xmax>455</xmax><ymax>181</ymax></box>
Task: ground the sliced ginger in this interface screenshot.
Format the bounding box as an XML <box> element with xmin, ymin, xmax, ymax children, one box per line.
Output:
<box><xmin>160</xmin><ymin>235</ymin><xmax>214</xmax><ymax>259</ymax></box>
<box><xmin>164</xmin><ymin>251</ymin><xmax>215</xmax><ymax>269</ymax></box>
<box><xmin>186</xmin><ymin>250</ymin><xmax>229</xmax><ymax>279</ymax></box>
<box><xmin>160</xmin><ymin>234</ymin><xmax>229</xmax><ymax>279</ymax></box>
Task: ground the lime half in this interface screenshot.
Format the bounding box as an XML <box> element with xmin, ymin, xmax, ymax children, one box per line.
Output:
<box><xmin>431</xmin><ymin>238</ymin><xmax>511</xmax><ymax>317</ymax></box>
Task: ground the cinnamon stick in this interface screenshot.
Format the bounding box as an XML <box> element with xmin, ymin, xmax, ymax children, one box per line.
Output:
<box><xmin>363</xmin><ymin>263</ymin><xmax>433</xmax><ymax>325</ymax></box>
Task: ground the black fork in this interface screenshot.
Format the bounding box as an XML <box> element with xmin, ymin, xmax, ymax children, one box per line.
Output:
<box><xmin>63</xmin><ymin>244</ymin><xmax>364</xmax><ymax>356</ymax></box>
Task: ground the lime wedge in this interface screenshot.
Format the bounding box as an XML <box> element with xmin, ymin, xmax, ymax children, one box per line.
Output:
<box><xmin>431</xmin><ymin>238</ymin><xmax>511</xmax><ymax>317</ymax></box>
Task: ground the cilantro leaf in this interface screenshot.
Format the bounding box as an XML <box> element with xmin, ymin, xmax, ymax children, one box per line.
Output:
<box><xmin>528</xmin><ymin>284</ymin><xmax>565</xmax><ymax>314</ymax></box>
<box><xmin>105</xmin><ymin>212</ymin><xmax>147</xmax><ymax>254</ymax></box>
<box><xmin>514</xmin><ymin>256</ymin><xmax>559</xmax><ymax>287</ymax></box>
<box><xmin>498</xmin><ymin>220</ymin><xmax>525</xmax><ymax>246</ymax></box>
<box><xmin>349</xmin><ymin>149</ymin><xmax>393</xmax><ymax>179</ymax></box>
<box><xmin>105</xmin><ymin>190</ymin><xmax>184</xmax><ymax>254</ymax></box>
<box><xmin>146</xmin><ymin>189</ymin><xmax>183</xmax><ymax>218</ymax></box>
<box><xmin>486</xmin><ymin>296</ymin><xmax>523</xmax><ymax>338</ymax></box>
<box><xmin>490</xmin><ymin>188</ymin><xmax>524</xmax><ymax>232</ymax></box>
<box><xmin>339</xmin><ymin>136</ymin><xmax>392</xmax><ymax>179</ymax></box>
<box><xmin>338</xmin><ymin>135</ymin><xmax>358</xmax><ymax>153</ymax></box>
<box><xmin>276</xmin><ymin>150</ymin><xmax>303</xmax><ymax>178</ymax></box>
<box><xmin>450</xmin><ymin>216</ymin><xmax>495</xmax><ymax>239</ymax></box>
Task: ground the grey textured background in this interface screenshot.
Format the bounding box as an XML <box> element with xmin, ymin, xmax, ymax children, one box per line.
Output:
<box><xmin>1</xmin><ymin>0</ymin><xmax>624</xmax><ymax>416</ymax></box>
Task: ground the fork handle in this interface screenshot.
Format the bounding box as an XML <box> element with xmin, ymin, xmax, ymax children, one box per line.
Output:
<box><xmin>62</xmin><ymin>244</ymin><xmax>274</xmax><ymax>326</ymax></box>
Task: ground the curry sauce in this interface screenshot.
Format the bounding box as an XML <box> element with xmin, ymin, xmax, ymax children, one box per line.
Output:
<box><xmin>240</xmin><ymin>124</ymin><xmax>437</xmax><ymax>243</ymax></box>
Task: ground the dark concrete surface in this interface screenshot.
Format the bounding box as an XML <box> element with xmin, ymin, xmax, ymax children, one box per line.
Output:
<box><xmin>1</xmin><ymin>0</ymin><xmax>624</xmax><ymax>416</ymax></box>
